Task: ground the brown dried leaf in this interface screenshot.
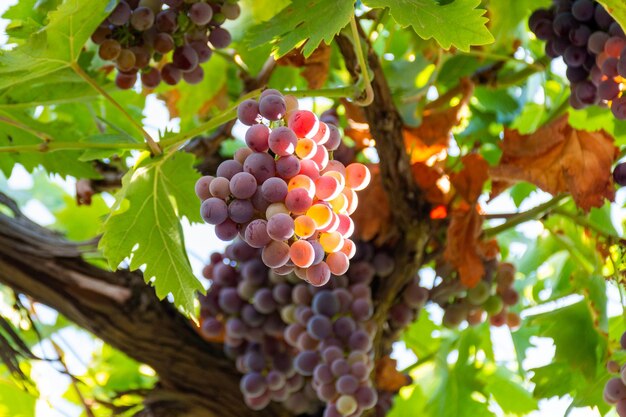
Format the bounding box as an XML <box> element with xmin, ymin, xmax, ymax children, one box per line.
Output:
<box><xmin>490</xmin><ymin>115</ymin><xmax>618</xmax><ymax>211</ymax></box>
<box><xmin>444</xmin><ymin>207</ymin><xmax>487</xmax><ymax>288</ymax></box>
<box><xmin>276</xmin><ymin>43</ymin><xmax>330</xmax><ymax>89</ymax></box>
<box><xmin>351</xmin><ymin>165</ymin><xmax>391</xmax><ymax>243</ymax></box>
<box><xmin>404</xmin><ymin>78</ymin><xmax>474</xmax><ymax>163</ymax></box>
<box><xmin>375</xmin><ymin>356</ymin><xmax>410</xmax><ymax>392</ymax></box>
<box><xmin>450</xmin><ymin>154</ymin><xmax>489</xmax><ymax>204</ymax></box>
<box><xmin>410</xmin><ymin>162</ymin><xmax>448</xmax><ymax>205</ymax></box>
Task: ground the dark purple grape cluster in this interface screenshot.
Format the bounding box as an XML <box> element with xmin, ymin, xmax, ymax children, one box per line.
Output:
<box><xmin>198</xmin><ymin>239</ymin><xmax>428</xmax><ymax>416</ymax></box>
<box><xmin>529</xmin><ymin>0</ymin><xmax>626</xmax><ymax>116</ymax></box>
<box><xmin>431</xmin><ymin>261</ymin><xmax>520</xmax><ymax>329</ymax></box>
<box><xmin>603</xmin><ymin>331</ymin><xmax>626</xmax><ymax>415</ymax></box>
<box><xmin>91</xmin><ymin>0</ymin><xmax>240</xmax><ymax>89</ymax></box>
<box><xmin>194</xmin><ymin>91</ymin><xmax>371</xmax><ymax>287</ymax></box>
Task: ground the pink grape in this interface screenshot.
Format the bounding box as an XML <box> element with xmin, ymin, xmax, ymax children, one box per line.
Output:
<box><xmin>269</xmin><ymin>127</ymin><xmax>298</xmax><ymax>156</ymax></box>
<box><xmin>289</xmin><ymin>110</ymin><xmax>319</xmax><ymax>138</ymax></box>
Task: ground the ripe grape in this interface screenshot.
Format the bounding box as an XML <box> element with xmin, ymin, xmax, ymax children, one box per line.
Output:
<box><xmin>99</xmin><ymin>39</ymin><xmax>122</xmax><ymax>60</ymax></box>
<box><xmin>189</xmin><ymin>2</ymin><xmax>213</xmax><ymax>25</ymax></box>
<box><xmin>108</xmin><ymin>1</ymin><xmax>131</xmax><ymax>26</ymax></box>
<box><xmin>130</xmin><ymin>7</ymin><xmax>154</xmax><ymax>31</ymax></box>
<box><xmin>209</xmin><ymin>27</ymin><xmax>232</xmax><ymax>48</ymax></box>
<box><xmin>115</xmin><ymin>71</ymin><xmax>137</xmax><ymax>90</ymax></box>
<box><xmin>161</xmin><ymin>64</ymin><xmax>182</xmax><ymax>85</ymax></box>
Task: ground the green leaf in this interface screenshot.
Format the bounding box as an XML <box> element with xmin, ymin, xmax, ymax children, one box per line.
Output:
<box><xmin>0</xmin><ymin>374</ymin><xmax>36</xmax><ymax>417</ymax></box>
<box><xmin>99</xmin><ymin>152</ymin><xmax>204</xmax><ymax>315</ymax></box>
<box><xmin>78</xmin><ymin>134</ymin><xmax>139</xmax><ymax>161</ymax></box>
<box><xmin>0</xmin><ymin>109</ymin><xmax>100</xmax><ymax>178</ymax></box>
<box><xmin>362</xmin><ymin>0</ymin><xmax>494</xmax><ymax>52</ymax></box>
<box><xmin>483</xmin><ymin>366</ymin><xmax>538</xmax><ymax>415</ymax></box>
<box><xmin>509</xmin><ymin>182</ymin><xmax>536</xmax><ymax>207</ymax></box>
<box><xmin>0</xmin><ymin>0</ymin><xmax>112</xmax><ymax>91</ymax></box>
<box><xmin>526</xmin><ymin>301</ymin><xmax>606</xmax><ymax>380</ymax></box>
<box><xmin>54</xmin><ymin>195</ymin><xmax>110</xmax><ymax>241</ymax></box>
<box><xmin>245</xmin><ymin>0</ymin><xmax>355</xmax><ymax>57</ymax></box>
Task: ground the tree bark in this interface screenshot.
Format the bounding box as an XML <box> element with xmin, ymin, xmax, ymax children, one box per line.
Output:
<box><xmin>0</xmin><ymin>205</ymin><xmax>290</xmax><ymax>417</ymax></box>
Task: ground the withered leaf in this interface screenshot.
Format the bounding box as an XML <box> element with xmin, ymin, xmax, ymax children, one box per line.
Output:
<box><xmin>351</xmin><ymin>165</ymin><xmax>391</xmax><ymax>243</ymax></box>
<box><xmin>375</xmin><ymin>356</ymin><xmax>410</xmax><ymax>392</ymax></box>
<box><xmin>450</xmin><ymin>153</ymin><xmax>488</xmax><ymax>204</ymax></box>
<box><xmin>444</xmin><ymin>206</ymin><xmax>487</xmax><ymax>288</ymax></box>
<box><xmin>276</xmin><ymin>43</ymin><xmax>331</xmax><ymax>89</ymax></box>
<box><xmin>404</xmin><ymin>78</ymin><xmax>474</xmax><ymax>163</ymax></box>
<box><xmin>490</xmin><ymin>115</ymin><xmax>618</xmax><ymax>211</ymax></box>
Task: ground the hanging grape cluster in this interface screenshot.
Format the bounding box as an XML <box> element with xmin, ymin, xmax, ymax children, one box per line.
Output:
<box><xmin>195</xmin><ymin>90</ymin><xmax>371</xmax><ymax>287</ymax></box>
<box><xmin>198</xmin><ymin>239</ymin><xmax>428</xmax><ymax>416</ymax></box>
<box><xmin>529</xmin><ymin>0</ymin><xmax>626</xmax><ymax>117</ymax></box>
<box><xmin>603</xmin><ymin>331</ymin><xmax>626</xmax><ymax>415</ymax></box>
<box><xmin>431</xmin><ymin>261</ymin><xmax>521</xmax><ymax>329</ymax></box>
<box><xmin>91</xmin><ymin>0</ymin><xmax>239</xmax><ymax>89</ymax></box>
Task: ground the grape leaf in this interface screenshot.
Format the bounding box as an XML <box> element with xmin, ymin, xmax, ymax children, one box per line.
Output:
<box><xmin>0</xmin><ymin>109</ymin><xmax>100</xmax><ymax>178</ymax></box>
<box><xmin>99</xmin><ymin>152</ymin><xmax>204</xmax><ymax>315</ymax></box>
<box><xmin>490</xmin><ymin>115</ymin><xmax>618</xmax><ymax>211</ymax></box>
<box><xmin>483</xmin><ymin>367</ymin><xmax>538</xmax><ymax>415</ymax></box>
<box><xmin>0</xmin><ymin>0</ymin><xmax>112</xmax><ymax>91</ymax></box>
<box><xmin>362</xmin><ymin>0</ymin><xmax>494</xmax><ymax>52</ymax></box>
<box><xmin>245</xmin><ymin>0</ymin><xmax>355</xmax><ymax>58</ymax></box>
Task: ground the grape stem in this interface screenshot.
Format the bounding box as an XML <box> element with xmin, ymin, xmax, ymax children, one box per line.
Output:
<box><xmin>0</xmin><ymin>141</ymin><xmax>147</xmax><ymax>153</ymax></box>
<box><xmin>350</xmin><ymin>15</ymin><xmax>374</xmax><ymax>107</ymax></box>
<box><xmin>0</xmin><ymin>115</ymin><xmax>52</xmax><ymax>143</ymax></box>
<box><xmin>70</xmin><ymin>62</ymin><xmax>163</xmax><ymax>156</ymax></box>
<box><xmin>482</xmin><ymin>194</ymin><xmax>568</xmax><ymax>238</ymax></box>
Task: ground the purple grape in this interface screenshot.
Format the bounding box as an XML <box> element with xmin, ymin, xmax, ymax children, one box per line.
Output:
<box><xmin>572</xmin><ymin>0</ymin><xmax>594</xmax><ymax>21</ymax></box>
<box><xmin>276</xmin><ymin>155</ymin><xmax>301</xmax><ymax>179</ymax></box>
<box><xmin>189</xmin><ymin>2</ymin><xmax>213</xmax><ymax>25</ymax></box>
<box><xmin>245</xmin><ymin>219</ymin><xmax>272</xmax><ymax>248</ymax></box>
<box><xmin>238</xmin><ymin>99</ymin><xmax>260</xmax><ymax>125</ymax></box>
<box><xmin>229</xmin><ymin>172</ymin><xmax>258</xmax><ymax>199</ymax></box>
<box><xmin>259</xmin><ymin>94</ymin><xmax>287</xmax><ymax>121</ymax></box>
<box><xmin>183</xmin><ymin>65</ymin><xmax>204</xmax><ymax>85</ymax></box>
<box><xmin>269</xmin><ymin>127</ymin><xmax>298</xmax><ymax>156</ymax></box>
<box><xmin>156</xmin><ymin>9</ymin><xmax>177</xmax><ymax>33</ymax></box>
<box><xmin>243</xmin><ymin>152</ymin><xmax>276</xmax><ymax>184</ymax></box>
<box><xmin>240</xmin><ymin>372</ymin><xmax>266</xmax><ymax>397</ymax></box>
<box><xmin>245</xmin><ymin>124</ymin><xmax>271</xmax><ymax>152</ymax></box>
<box><xmin>190</xmin><ymin>40</ymin><xmax>213</xmax><ymax>63</ymax></box>
<box><xmin>336</xmin><ymin>375</ymin><xmax>359</xmax><ymax>395</ymax></box>
<box><xmin>130</xmin><ymin>7</ymin><xmax>154</xmax><ymax>31</ymax></box>
<box><xmin>307</xmin><ymin>314</ymin><xmax>333</xmax><ymax>340</ymax></box>
<box><xmin>108</xmin><ymin>1</ymin><xmax>131</xmax><ymax>25</ymax></box>
<box><xmin>228</xmin><ymin>199</ymin><xmax>254</xmax><ymax>223</ymax></box>
<box><xmin>614</xmin><ymin>162</ymin><xmax>626</xmax><ymax>186</ymax></box>
<box><xmin>312</xmin><ymin>291</ymin><xmax>340</xmax><ymax>317</ymax></box>
<box><xmin>209</xmin><ymin>27</ymin><xmax>232</xmax><ymax>48</ymax></box>
<box><xmin>173</xmin><ymin>45</ymin><xmax>199</xmax><ymax>72</ymax></box>
<box><xmin>261</xmin><ymin>177</ymin><xmax>288</xmax><ymax>202</ymax></box>
<box><xmin>588</xmin><ymin>31</ymin><xmax>610</xmax><ymax>54</ymax></box>
<box><xmin>216</xmin><ymin>159</ymin><xmax>243</xmax><ymax>180</ymax></box>
<box><xmin>201</xmin><ymin>198</ymin><xmax>228</xmax><ymax>225</ymax></box>
<box><xmin>294</xmin><ymin>351</ymin><xmax>319</xmax><ymax>376</ymax></box>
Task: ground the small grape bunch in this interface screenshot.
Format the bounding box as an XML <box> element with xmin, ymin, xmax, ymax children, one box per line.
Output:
<box><xmin>195</xmin><ymin>90</ymin><xmax>371</xmax><ymax>287</ymax></box>
<box><xmin>603</xmin><ymin>331</ymin><xmax>626</xmax><ymax>416</ymax></box>
<box><xmin>91</xmin><ymin>0</ymin><xmax>240</xmax><ymax>89</ymax></box>
<box><xmin>433</xmin><ymin>262</ymin><xmax>520</xmax><ymax>329</ymax></box>
<box><xmin>529</xmin><ymin>0</ymin><xmax>626</xmax><ymax>117</ymax></box>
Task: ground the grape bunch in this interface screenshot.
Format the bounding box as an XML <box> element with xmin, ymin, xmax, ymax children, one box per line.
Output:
<box><xmin>529</xmin><ymin>0</ymin><xmax>626</xmax><ymax>117</ymax></box>
<box><xmin>195</xmin><ymin>90</ymin><xmax>371</xmax><ymax>287</ymax></box>
<box><xmin>91</xmin><ymin>0</ymin><xmax>240</xmax><ymax>89</ymax></box>
<box><xmin>199</xmin><ymin>240</ymin><xmax>321</xmax><ymax>414</ymax></box>
<box><xmin>603</xmin><ymin>330</ymin><xmax>626</xmax><ymax>415</ymax></box>
<box><xmin>198</xmin><ymin>239</ymin><xmax>429</xmax><ymax>416</ymax></box>
<box><xmin>431</xmin><ymin>261</ymin><xmax>521</xmax><ymax>329</ymax></box>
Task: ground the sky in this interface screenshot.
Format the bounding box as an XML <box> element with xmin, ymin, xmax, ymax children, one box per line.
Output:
<box><xmin>0</xmin><ymin>1</ymin><xmax>624</xmax><ymax>416</ymax></box>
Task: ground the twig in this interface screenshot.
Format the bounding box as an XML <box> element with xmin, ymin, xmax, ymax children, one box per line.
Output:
<box><xmin>0</xmin><ymin>115</ymin><xmax>52</xmax><ymax>143</ymax></box>
<box><xmin>350</xmin><ymin>16</ymin><xmax>374</xmax><ymax>106</ymax></box>
<box><xmin>70</xmin><ymin>63</ymin><xmax>162</xmax><ymax>156</ymax></box>
<box><xmin>483</xmin><ymin>194</ymin><xmax>568</xmax><ymax>238</ymax></box>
